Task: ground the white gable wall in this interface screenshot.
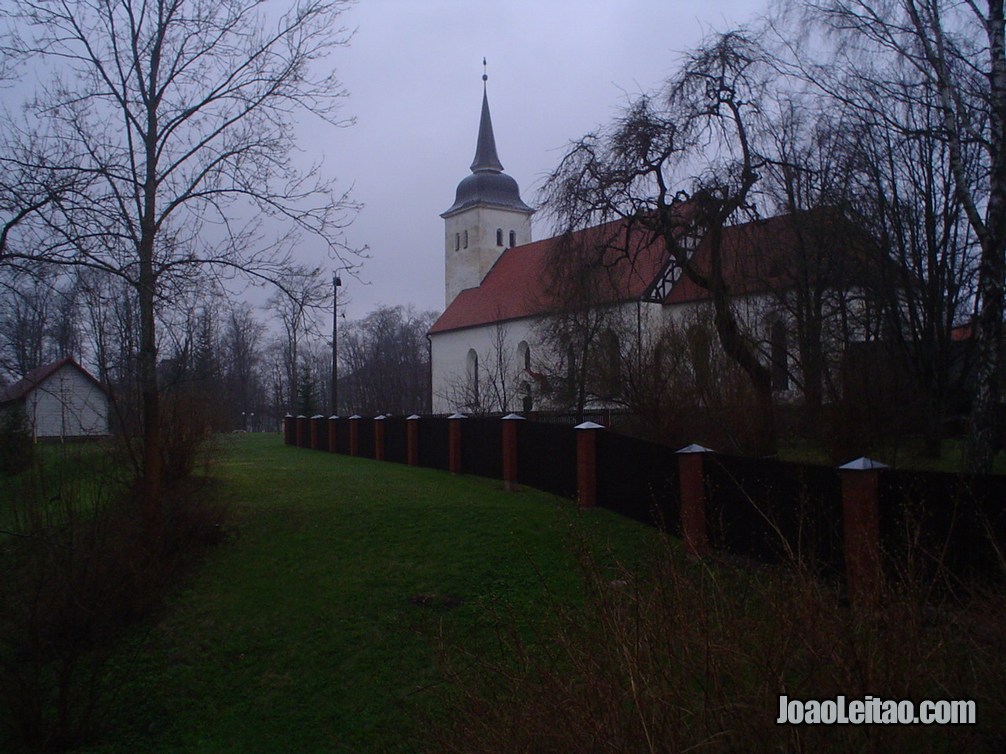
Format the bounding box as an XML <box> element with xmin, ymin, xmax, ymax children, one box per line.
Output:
<box><xmin>24</xmin><ymin>364</ymin><xmax>109</xmax><ymax>438</ymax></box>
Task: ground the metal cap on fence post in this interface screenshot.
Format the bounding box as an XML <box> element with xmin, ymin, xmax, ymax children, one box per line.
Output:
<box><xmin>295</xmin><ymin>415</ymin><xmax>308</xmax><ymax>448</ymax></box>
<box><xmin>406</xmin><ymin>415</ymin><xmax>421</xmax><ymax>466</ymax></box>
<box><xmin>448</xmin><ymin>413</ymin><xmax>466</xmax><ymax>474</ymax></box>
<box><xmin>839</xmin><ymin>457</ymin><xmax>887</xmax><ymax>607</ymax></box>
<box><xmin>374</xmin><ymin>415</ymin><xmax>387</xmax><ymax>461</ymax></box>
<box><xmin>349</xmin><ymin>415</ymin><xmax>362</xmax><ymax>457</ymax></box>
<box><xmin>502</xmin><ymin>413</ymin><xmax>525</xmax><ymax>492</ymax></box>
<box><xmin>283</xmin><ymin>414</ymin><xmax>294</xmax><ymax>445</ymax></box>
<box><xmin>574</xmin><ymin>421</ymin><xmax>604</xmax><ymax>508</ymax></box>
<box><xmin>677</xmin><ymin>444</ymin><xmax>713</xmax><ymax>557</ymax></box>
<box><xmin>328</xmin><ymin>415</ymin><xmax>339</xmax><ymax>453</ymax></box>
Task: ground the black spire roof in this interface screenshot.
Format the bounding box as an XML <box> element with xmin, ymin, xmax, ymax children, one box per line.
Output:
<box><xmin>470</xmin><ymin>87</ymin><xmax>504</xmax><ymax>173</ymax></box>
<box><xmin>442</xmin><ymin>71</ymin><xmax>533</xmax><ymax>219</ymax></box>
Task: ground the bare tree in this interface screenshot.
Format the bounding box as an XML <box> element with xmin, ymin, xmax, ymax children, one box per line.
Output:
<box><xmin>541</xmin><ymin>32</ymin><xmax>781</xmax><ymax>452</ymax></box>
<box><xmin>340</xmin><ymin>305</ymin><xmax>436</xmax><ymax>415</ymax></box>
<box><xmin>0</xmin><ymin>0</ymin><xmax>361</xmax><ymax>509</ymax></box>
<box><xmin>268</xmin><ymin>266</ymin><xmax>329</xmax><ymax>413</ymax></box>
<box><xmin>789</xmin><ymin>0</ymin><xmax>1004</xmax><ymax>469</ymax></box>
<box><xmin>222</xmin><ymin>302</ymin><xmax>266</xmax><ymax>429</ymax></box>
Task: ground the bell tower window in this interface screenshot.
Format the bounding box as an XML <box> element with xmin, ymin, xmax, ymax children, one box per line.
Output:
<box><xmin>496</xmin><ymin>228</ymin><xmax>503</xmax><ymax>246</ymax></box>
<box><xmin>455</xmin><ymin>233</ymin><xmax>460</xmax><ymax>251</ymax></box>
<box><xmin>509</xmin><ymin>230</ymin><xmax>516</xmax><ymax>248</ymax></box>
<box><xmin>463</xmin><ymin>230</ymin><xmax>469</xmax><ymax>248</ymax></box>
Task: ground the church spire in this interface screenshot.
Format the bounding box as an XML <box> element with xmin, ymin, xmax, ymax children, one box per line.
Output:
<box><xmin>470</xmin><ymin>59</ymin><xmax>504</xmax><ymax>174</ymax></box>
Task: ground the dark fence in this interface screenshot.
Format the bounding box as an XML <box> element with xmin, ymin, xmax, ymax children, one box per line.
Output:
<box><xmin>282</xmin><ymin>413</ymin><xmax>1006</xmax><ymax>594</ymax></box>
<box><xmin>461</xmin><ymin>417</ymin><xmax>503</xmax><ymax>480</ymax></box>
<box><xmin>418</xmin><ymin>416</ymin><xmax>450</xmax><ymax>471</ymax></box>
<box><xmin>383</xmin><ymin>417</ymin><xmax>409</xmax><ymax>464</ymax></box>
<box><xmin>516</xmin><ymin>421</ymin><xmax>577</xmax><ymax>498</ymax></box>
<box><xmin>311</xmin><ymin>417</ymin><xmax>328</xmax><ymax>452</ymax></box>
<box><xmin>705</xmin><ymin>455</ymin><xmax>845</xmax><ymax>576</ymax></box>
<box><xmin>879</xmin><ymin>470</ymin><xmax>1006</xmax><ymax>587</ymax></box>
<box><xmin>596</xmin><ymin>432</ymin><xmax>680</xmax><ymax>528</ymax></box>
<box><xmin>335</xmin><ymin>418</ymin><xmax>350</xmax><ymax>455</ymax></box>
<box><xmin>356</xmin><ymin>419</ymin><xmax>375</xmax><ymax>460</ymax></box>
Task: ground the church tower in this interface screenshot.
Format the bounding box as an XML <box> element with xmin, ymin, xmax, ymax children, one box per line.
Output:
<box><xmin>441</xmin><ymin>66</ymin><xmax>534</xmax><ymax>307</ymax></box>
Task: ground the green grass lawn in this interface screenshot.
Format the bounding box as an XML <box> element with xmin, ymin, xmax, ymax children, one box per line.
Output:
<box><xmin>84</xmin><ymin>434</ymin><xmax>655</xmax><ymax>754</ymax></box>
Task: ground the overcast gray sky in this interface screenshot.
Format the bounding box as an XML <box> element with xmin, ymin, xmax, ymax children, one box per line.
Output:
<box><xmin>302</xmin><ymin>0</ymin><xmax>765</xmax><ymax>320</ymax></box>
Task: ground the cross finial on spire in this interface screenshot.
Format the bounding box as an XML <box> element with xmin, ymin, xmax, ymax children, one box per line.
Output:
<box><xmin>482</xmin><ymin>57</ymin><xmax>487</xmax><ymax>83</ymax></box>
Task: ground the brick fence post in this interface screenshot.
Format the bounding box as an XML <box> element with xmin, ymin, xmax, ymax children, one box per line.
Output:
<box><xmin>283</xmin><ymin>414</ymin><xmax>294</xmax><ymax>445</ymax></box>
<box><xmin>349</xmin><ymin>415</ymin><xmax>361</xmax><ymax>457</ymax></box>
<box><xmin>677</xmin><ymin>444</ymin><xmax>712</xmax><ymax>557</ymax></box>
<box><xmin>374</xmin><ymin>415</ymin><xmax>386</xmax><ymax>461</ymax></box>
<box><xmin>574</xmin><ymin>421</ymin><xmax>604</xmax><ymax>508</ymax></box>
<box><xmin>839</xmin><ymin>457</ymin><xmax>887</xmax><ymax>607</ymax></box>
<box><xmin>502</xmin><ymin>413</ymin><xmax>524</xmax><ymax>492</ymax></box>
<box><xmin>295</xmin><ymin>415</ymin><xmax>308</xmax><ymax>448</ymax></box>
<box><xmin>448</xmin><ymin>413</ymin><xmax>466</xmax><ymax>474</ymax></box>
<box><xmin>406</xmin><ymin>415</ymin><xmax>420</xmax><ymax>466</ymax></box>
<box><xmin>328</xmin><ymin>415</ymin><xmax>339</xmax><ymax>453</ymax></box>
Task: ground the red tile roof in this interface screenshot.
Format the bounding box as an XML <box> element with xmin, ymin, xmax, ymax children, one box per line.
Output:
<box><xmin>429</xmin><ymin>219</ymin><xmax>666</xmax><ymax>334</ymax></box>
<box><xmin>0</xmin><ymin>357</ymin><xmax>109</xmax><ymax>404</ymax></box>
<box><xmin>430</xmin><ymin>211</ymin><xmax>836</xmax><ymax>335</ymax></box>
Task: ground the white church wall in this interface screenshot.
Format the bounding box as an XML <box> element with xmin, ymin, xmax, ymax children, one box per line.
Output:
<box><xmin>431</xmin><ymin>317</ymin><xmax>539</xmax><ymax>414</ymax></box>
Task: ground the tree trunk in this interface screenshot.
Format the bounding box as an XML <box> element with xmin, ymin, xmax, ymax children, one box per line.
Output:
<box><xmin>967</xmin><ymin>232</ymin><xmax>1004</xmax><ymax>472</ymax></box>
<box><xmin>138</xmin><ymin>235</ymin><xmax>161</xmax><ymax>523</ymax></box>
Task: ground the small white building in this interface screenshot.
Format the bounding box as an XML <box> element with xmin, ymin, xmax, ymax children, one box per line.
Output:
<box><xmin>0</xmin><ymin>358</ymin><xmax>111</xmax><ymax>439</ymax></box>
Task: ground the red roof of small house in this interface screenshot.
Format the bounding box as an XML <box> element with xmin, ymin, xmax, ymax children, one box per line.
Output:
<box><xmin>0</xmin><ymin>357</ymin><xmax>110</xmax><ymax>405</ymax></box>
<box><xmin>429</xmin><ymin>210</ymin><xmax>847</xmax><ymax>335</ymax></box>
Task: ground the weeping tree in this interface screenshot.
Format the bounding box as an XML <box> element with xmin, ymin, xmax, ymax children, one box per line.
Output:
<box><xmin>0</xmin><ymin>0</ymin><xmax>361</xmax><ymax>512</ymax></box>
<box><xmin>541</xmin><ymin>31</ymin><xmax>781</xmax><ymax>454</ymax></box>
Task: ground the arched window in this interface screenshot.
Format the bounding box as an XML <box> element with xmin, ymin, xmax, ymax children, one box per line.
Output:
<box><xmin>517</xmin><ymin>341</ymin><xmax>531</xmax><ymax>371</ymax></box>
<box><xmin>463</xmin><ymin>230</ymin><xmax>469</xmax><ymax>249</ymax></box>
<box><xmin>454</xmin><ymin>233</ymin><xmax>460</xmax><ymax>251</ymax></box>
<box><xmin>509</xmin><ymin>230</ymin><xmax>516</xmax><ymax>248</ymax></box>
<box><xmin>496</xmin><ymin>228</ymin><xmax>503</xmax><ymax>246</ymax></box>
<box><xmin>770</xmin><ymin>319</ymin><xmax>789</xmax><ymax>391</ymax></box>
<box><xmin>466</xmin><ymin>349</ymin><xmax>480</xmax><ymax>406</ymax></box>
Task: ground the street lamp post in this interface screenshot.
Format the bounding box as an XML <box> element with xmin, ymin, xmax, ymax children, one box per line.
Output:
<box><xmin>331</xmin><ymin>272</ymin><xmax>342</xmax><ymax>414</ymax></box>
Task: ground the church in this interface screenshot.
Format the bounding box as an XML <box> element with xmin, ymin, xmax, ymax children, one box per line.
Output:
<box><xmin>428</xmin><ymin>76</ymin><xmax>853</xmax><ymax>416</ymax></box>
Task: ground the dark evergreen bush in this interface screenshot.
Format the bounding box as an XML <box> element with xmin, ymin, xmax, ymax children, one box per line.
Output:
<box><xmin>0</xmin><ymin>403</ymin><xmax>34</xmax><ymax>476</ymax></box>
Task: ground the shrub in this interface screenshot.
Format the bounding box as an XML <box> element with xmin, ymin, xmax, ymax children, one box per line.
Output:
<box><xmin>433</xmin><ymin>532</ymin><xmax>1004</xmax><ymax>753</ymax></box>
<box><xmin>0</xmin><ymin>404</ymin><xmax>34</xmax><ymax>476</ymax></box>
<box><xmin>0</xmin><ymin>444</ymin><xmax>229</xmax><ymax>751</ymax></box>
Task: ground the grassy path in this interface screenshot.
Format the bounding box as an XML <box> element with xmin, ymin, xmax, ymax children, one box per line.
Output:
<box><xmin>88</xmin><ymin>434</ymin><xmax>651</xmax><ymax>753</ymax></box>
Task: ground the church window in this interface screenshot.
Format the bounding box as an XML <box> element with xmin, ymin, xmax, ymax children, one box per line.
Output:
<box><xmin>455</xmin><ymin>233</ymin><xmax>460</xmax><ymax>251</ymax></box>
<box><xmin>509</xmin><ymin>230</ymin><xmax>516</xmax><ymax>248</ymax></box>
<box><xmin>467</xmin><ymin>349</ymin><xmax>480</xmax><ymax>406</ymax></box>
<box><xmin>463</xmin><ymin>230</ymin><xmax>468</xmax><ymax>249</ymax></box>
<box><xmin>517</xmin><ymin>341</ymin><xmax>531</xmax><ymax>371</ymax></box>
<box><xmin>496</xmin><ymin>228</ymin><xmax>503</xmax><ymax>246</ymax></box>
